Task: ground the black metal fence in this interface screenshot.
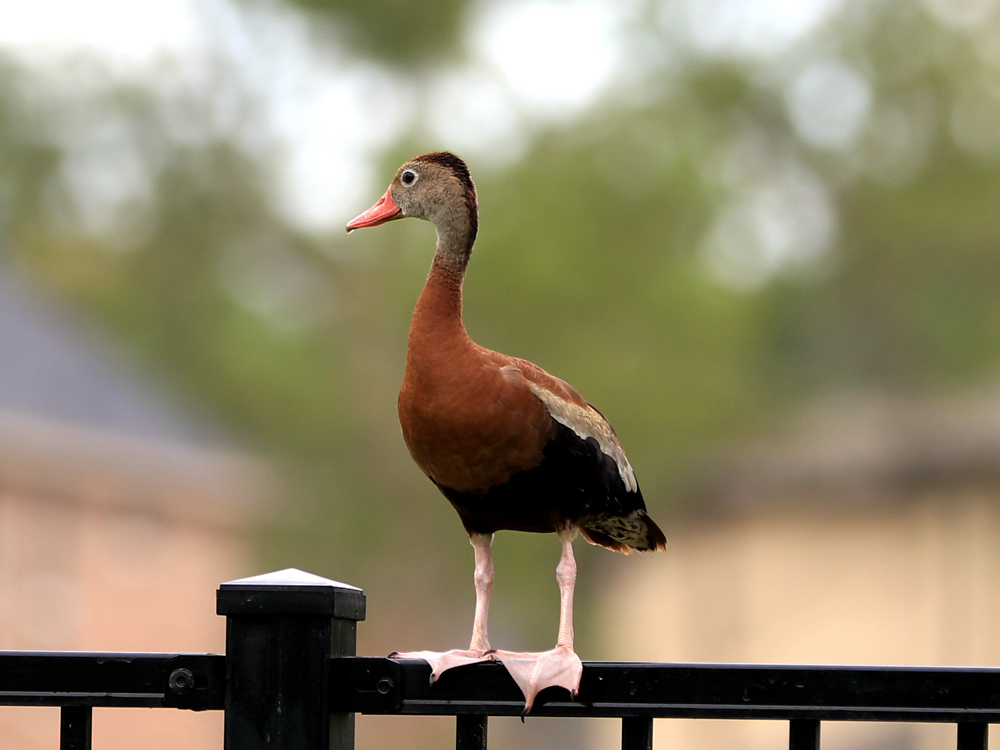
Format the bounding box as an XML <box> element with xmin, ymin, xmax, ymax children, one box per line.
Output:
<box><xmin>1</xmin><ymin>569</ymin><xmax>997</xmax><ymax>749</ymax></box>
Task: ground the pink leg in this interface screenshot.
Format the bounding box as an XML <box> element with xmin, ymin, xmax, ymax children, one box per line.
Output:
<box><xmin>390</xmin><ymin>533</ymin><xmax>495</xmax><ymax>681</ymax></box>
<box><xmin>491</xmin><ymin>529</ymin><xmax>584</xmax><ymax>713</ymax></box>
<box><xmin>469</xmin><ymin>532</ymin><xmax>494</xmax><ymax>652</ymax></box>
<box><xmin>554</xmin><ymin>528</ymin><xmax>577</xmax><ymax>648</ymax></box>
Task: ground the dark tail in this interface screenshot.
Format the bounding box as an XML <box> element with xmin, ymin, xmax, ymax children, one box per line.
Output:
<box><xmin>580</xmin><ymin>510</ymin><xmax>666</xmax><ymax>554</ymax></box>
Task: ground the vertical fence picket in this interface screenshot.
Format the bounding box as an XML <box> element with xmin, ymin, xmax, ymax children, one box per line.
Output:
<box><xmin>456</xmin><ymin>714</ymin><xmax>488</xmax><ymax>750</ymax></box>
<box><xmin>789</xmin><ymin>718</ymin><xmax>820</xmax><ymax>750</ymax></box>
<box><xmin>621</xmin><ymin>716</ymin><xmax>653</xmax><ymax>750</ymax></box>
<box><xmin>216</xmin><ymin>570</ymin><xmax>366</xmax><ymax>750</ymax></box>
<box><xmin>958</xmin><ymin>723</ymin><xmax>988</xmax><ymax>750</ymax></box>
<box><xmin>59</xmin><ymin>706</ymin><xmax>91</xmax><ymax>750</ymax></box>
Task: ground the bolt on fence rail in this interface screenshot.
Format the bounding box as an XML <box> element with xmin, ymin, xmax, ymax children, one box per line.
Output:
<box><xmin>0</xmin><ymin>568</ymin><xmax>997</xmax><ymax>750</ymax></box>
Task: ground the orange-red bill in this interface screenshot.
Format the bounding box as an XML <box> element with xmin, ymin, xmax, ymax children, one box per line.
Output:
<box><xmin>346</xmin><ymin>188</ymin><xmax>401</xmax><ymax>232</ymax></box>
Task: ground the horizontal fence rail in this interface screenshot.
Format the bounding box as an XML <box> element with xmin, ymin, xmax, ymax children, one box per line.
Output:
<box><xmin>0</xmin><ymin>652</ymin><xmax>225</xmax><ymax>710</ymax></box>
<box><xmin>8</xmin><ymin>653</ymin><xmax>998</xmax><ymax>720</ymax></box>
<box><xmin>332</xmin><ymin>658</ymin><xmax>1000</xmax><ymax>722</ymax></box>
<box><xmin>0</xmin><ymin>570</ymin><xmax>996</xmax><ymax>750</ymax></box>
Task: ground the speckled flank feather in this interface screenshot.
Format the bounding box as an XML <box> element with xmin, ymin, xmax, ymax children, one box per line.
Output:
<box><xmin>580</xmin><ymin>510</ymin><xmax>666</xmax><ymax>554</ymax></box>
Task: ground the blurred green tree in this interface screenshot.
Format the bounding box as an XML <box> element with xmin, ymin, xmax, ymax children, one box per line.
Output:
<box><xmin>264</xmin><ymin>0</ymin><xmax>469</xmax><ymax>64</ymax></box>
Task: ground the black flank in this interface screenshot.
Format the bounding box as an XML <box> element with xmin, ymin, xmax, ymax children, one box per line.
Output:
<box><xmin>436</xmin><ymin>420</ymin><xmax>658</xmax><ymax>551</ymax></box>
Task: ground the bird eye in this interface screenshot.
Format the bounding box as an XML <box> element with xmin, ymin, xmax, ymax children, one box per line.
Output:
<box><xmin>401</xmin><ymin>169</ymin><xmax>417</xmax><ymax>186</ymax></box>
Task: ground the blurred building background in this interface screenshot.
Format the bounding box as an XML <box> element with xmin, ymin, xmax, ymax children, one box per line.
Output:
<box><xmin>601</xmin><ymin>386</ymin><xmax>1000</xmax><ymax>750</ymax></box>
<box><xmin>1</xmin><ymin>0</ymin><xmax>1000</xmax><ymax>748</ymax></box>
<box><xmin>0</xmin><ymin>263</ymin><xmax>270</xmax><ymax>748</ymax></box>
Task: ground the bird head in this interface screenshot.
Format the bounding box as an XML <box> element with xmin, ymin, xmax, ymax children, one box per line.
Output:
<box><xmin>346</xmin><ymin>152</ymin><xmax>479</xmax><ymax>254</ymax></box>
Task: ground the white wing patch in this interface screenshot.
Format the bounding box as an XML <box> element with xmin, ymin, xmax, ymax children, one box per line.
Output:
<box><xmin>525</xmin><ymin>381</ymin><xmax>639</xmax><ymax>493</ymax></box>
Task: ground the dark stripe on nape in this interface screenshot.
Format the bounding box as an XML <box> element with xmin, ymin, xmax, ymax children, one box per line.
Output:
<box><xmin>415</xmin><ymin>152</ymin><xmax>479</xmax><ymax>248</ymax></box>
<box><xmin>417</xmin><ymin>151</ymin><xmax>475</xmax><ymax>195</ymax></box>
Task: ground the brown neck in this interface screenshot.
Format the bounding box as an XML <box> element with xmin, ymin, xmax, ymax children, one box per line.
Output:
<box><xmin>405</xmin><ymin>191</ymin><xmax>479</xmax><ymax>372</ymax></box>
<box><xmin>433</xmin><ymin>206</ymin><xmax>477</xmax><ymax>265</ymax></box>
<box><xmin>408</xmin><ymin>254</ymin><xmax>471</xmax><ymax>351</ymax></box>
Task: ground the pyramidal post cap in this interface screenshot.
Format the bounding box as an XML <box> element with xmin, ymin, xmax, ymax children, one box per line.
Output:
<box><xmin>222</xmin><ymin>568</ymin><xmax>362</xmax><ymax>590</ymax></box>
<box><xmin>217</xmin><ymin>568</ymin><xmax>366</xmax><ymax>620</ymax></box>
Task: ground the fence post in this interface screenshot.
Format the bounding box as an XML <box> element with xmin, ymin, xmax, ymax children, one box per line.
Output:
<box><xmin>217</xmin><ymin>568</ymin><xmax>366</xmax><ymax>750</ymax></box>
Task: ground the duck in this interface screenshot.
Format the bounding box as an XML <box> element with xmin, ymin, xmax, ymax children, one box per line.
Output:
<box><xmin>346</xmin><ymin>151</ymin><xmax>665</xmax><ymax>713</ymax></box>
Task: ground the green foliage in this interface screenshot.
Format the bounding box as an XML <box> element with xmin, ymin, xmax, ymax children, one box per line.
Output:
<box><xmin>771</xmin><ymin>154</ymin><xmax>1000</xmax><ymax>388</ymax></box>
<box><xmin>265</xmin><ymin>0</ymin><xmax>468</xmax><ymax>65</ymax></box>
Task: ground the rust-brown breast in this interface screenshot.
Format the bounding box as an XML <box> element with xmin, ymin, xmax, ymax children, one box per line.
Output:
<box><xmin>399</xmin><ymin>345</ymin><xmax>556</xmax><ymax>494</ymax></box>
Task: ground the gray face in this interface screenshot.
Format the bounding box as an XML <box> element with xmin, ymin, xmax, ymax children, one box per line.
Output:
<box><xmin>389</xmin><ymin>156</ymin><xmax>479</xmax><ymax>255</ymax></box>
<box><xmin>391</xmin><ymin>162</ymin><xmax>453</xmax><ymax>219</ymax></box>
